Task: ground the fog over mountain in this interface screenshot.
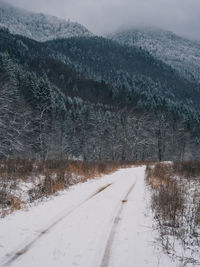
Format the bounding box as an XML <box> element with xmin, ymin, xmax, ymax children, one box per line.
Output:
<box><xmin>3</xmin><ymin>0</ymin><xmax>200</xmax><ymax>40</ymax></box>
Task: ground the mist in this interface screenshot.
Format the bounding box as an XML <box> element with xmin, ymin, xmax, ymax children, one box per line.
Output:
<box><xmin>3</xmin><ymin>0</ymin><xmax>200</xmax><ymax>40</ymax></box>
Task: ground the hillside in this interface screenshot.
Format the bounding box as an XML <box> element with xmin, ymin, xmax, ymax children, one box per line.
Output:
<box><xmin>46</xmin><ymin>36</ymin><xmax>200</xmax><ymax>109</ymax></box>
<box><xmin>2</xmin><ymin>27</ymin><xmax>200</xmax><ymax>110</ymax></box>
<box><xmin>0</xmin><ymin>1</ymin><xmax>92</xmax><ymax>42</ymax></box>
<box><xmin>1</xmin><ymin>28</ymin><xmax>200</xmax><ymax>161</ymax></box>
<box><xmin>109</xmin><ymin>27</ymin><xmax>200</xmax><ymax>83</ymax></box>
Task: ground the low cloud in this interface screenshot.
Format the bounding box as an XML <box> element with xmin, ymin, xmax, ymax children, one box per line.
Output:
<box><xmin>4</xmin><ymin>0</ymin><xmax>200</xmax><ymax>39</ymax></box>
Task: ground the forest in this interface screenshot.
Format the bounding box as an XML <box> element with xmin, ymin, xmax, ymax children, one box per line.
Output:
<box><xmin>0</xmin><ymin>28</ymin><xmax>200</xmax><ymax>161</ymax></box>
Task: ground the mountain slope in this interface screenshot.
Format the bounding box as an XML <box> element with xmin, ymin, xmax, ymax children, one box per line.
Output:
<box><xmin>108</xmin><ymin>27</ymin><xmax>200</xmax><ymax>83</ymax></box>
<box><xmin>1</xmin><ymin>26</ymin><xmax>200</xmax><ymax>109</ymax></box>
<box><xmin>0</xmin><ymin>2</ymin><xmax>92</xmax><ymax>42</ymax></box>
<box><xmin>0</xmin><ymin>28</ymin><xmax>200</xmax><ymax>161</ymax></box>
<box><xmin>46</xmin><ymin>36</ymin><xmax>200</xmax><ymax>109</ymax></box>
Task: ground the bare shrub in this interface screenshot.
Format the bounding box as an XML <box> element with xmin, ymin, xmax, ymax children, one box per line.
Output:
<box><xmin>10</xmin><ymin>196</ymin><xmax>21</xmax><ymax>211</ymax></box>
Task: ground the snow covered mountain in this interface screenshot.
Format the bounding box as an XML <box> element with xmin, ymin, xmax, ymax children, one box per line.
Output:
<box><xmin>0</xmin><ymin>1</ymin><xmax>92</xmax><ymax>42</ymax></box>
<box><xmin>109</xmin><ymin>27</ymin><xmax>200</xmax><ymax>83</ymax></box>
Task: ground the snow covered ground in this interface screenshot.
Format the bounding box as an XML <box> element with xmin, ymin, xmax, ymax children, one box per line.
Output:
<box><xmin>0</xmin><ymin>166</ymin><xmax>179</xmax><ymax>267</ymax></box>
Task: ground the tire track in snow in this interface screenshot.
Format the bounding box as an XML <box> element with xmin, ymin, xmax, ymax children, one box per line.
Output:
<box><xmin>1</xmin><ymin>183</ymin><xmax>113</xmax><ymax>267</ymax></box>
<box><xmin>100</xmin><ymin>181</ymin><xmax>136</xmax><ymax>267</ymax></box>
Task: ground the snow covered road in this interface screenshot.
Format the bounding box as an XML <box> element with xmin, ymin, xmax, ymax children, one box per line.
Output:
<box><xmin>0</xmin><ymin>166</ymin><xmax>176</xmax><ymax>267</ymax></box>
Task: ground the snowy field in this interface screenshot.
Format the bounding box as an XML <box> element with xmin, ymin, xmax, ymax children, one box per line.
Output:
<box><xmin>0</xmin><ymin>166</ymin><xmax>182</xmax><ymax>267</ymax></box>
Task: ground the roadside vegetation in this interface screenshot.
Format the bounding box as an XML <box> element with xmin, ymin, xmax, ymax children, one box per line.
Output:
<box><xmin>0</xmin><ymin>159</ymin><xmax>131</xmax><ymax>217</ymax></box>
<box><xmin>146</xmin><ymin>162</ymin><xmax>200</xmax><ymax>265</ymax></box>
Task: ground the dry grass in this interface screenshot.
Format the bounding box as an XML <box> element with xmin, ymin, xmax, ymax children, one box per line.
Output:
<box><xmin>0</xmin><ymin>159</ymin><xmax>132</xmax><ymax>216</ymax></box>
<box><xmin>146</xmin><ymin>163</ymin><xmax>185</xmax><ymax>227</ymax></box>
<box><xmin>146</xmin><ymin>162</ymin><xmax>200</xmax><ymax>262</ymax></box>
<box><xmin>0</xmin><ymin>158</ymin><xmax>33</xmax><ymax>181</ymax></box>
<box><xmin>173</xmin><ymin>161</ymin><xmax>200</xmax><ymax>178</ymax></box>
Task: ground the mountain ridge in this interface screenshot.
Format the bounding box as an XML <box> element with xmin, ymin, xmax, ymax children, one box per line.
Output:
<box><xmin>108</xmin><ymin>27</ymin><xmax>200</xmax><ymax>83</ymax></box>
<box><xmin>0</xmin><ymin>1</ymin><xmax>92</xmax><ymax>42</ymax></box>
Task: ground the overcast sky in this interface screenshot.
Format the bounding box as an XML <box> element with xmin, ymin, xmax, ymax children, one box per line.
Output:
<box><xmin>3</xmin><ymin>0</ymin><xmax>200</xmax><ymax>40</ymax></box>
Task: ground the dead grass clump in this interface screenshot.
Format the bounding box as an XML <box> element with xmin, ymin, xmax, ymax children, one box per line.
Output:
<box><xmin>10</xmin><ymin>196</ymin><xmax>22</xmax><ymax>211</ymax></box>
<box><xmin>42</xmin><ymin>169</ymin><xmax>68</xmax><ymax>196</ymax></box>
<box><xmin>146</xmin><ymin>163</ymin><xmax>173</xmax><ymax>190</ymax></box>
<box><xmin>0</xmin><ymin>190</ymin><xmax>22</xmax><ymax>217</ymax></box>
